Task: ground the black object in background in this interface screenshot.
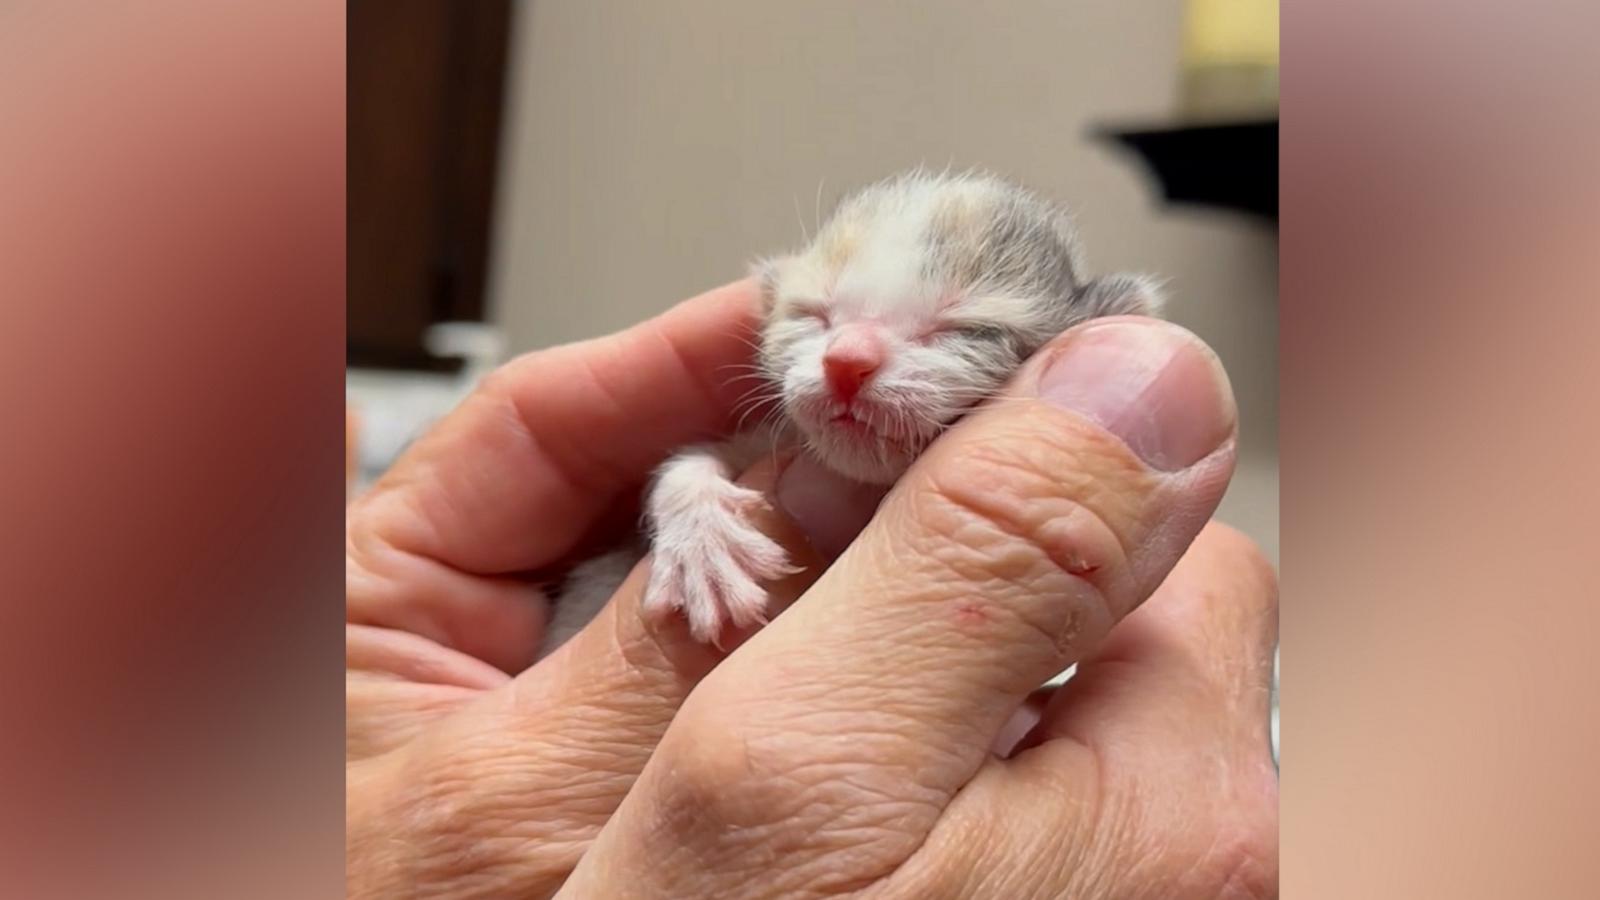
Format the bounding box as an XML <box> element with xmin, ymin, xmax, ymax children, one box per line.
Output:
<box><xmin>1099</xmin><ymin>119</ymin><xmax>1278</xmax><ymax>222</ymax></box>
<box><xmin>348</xmin><ymin>0</ymin><xmax>514</xmax><ymax>371</ymax></box>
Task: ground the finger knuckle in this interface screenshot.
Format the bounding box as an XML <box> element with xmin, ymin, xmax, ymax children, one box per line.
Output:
<box><xmin>474</xmin><ymin>359</ymin><xmax>530</xmax><ymax>407</ymax></box>
<box><xmin>901</xmin><ymin>422</ymin><xmax>1147</xmax><ymax>636</ymax></box>
<box><xmin>653</xmin><ymin>703</ymin><xmax>940</xmax><ymax>892</ymax></box>
<box><xmin>654</xmin><ymin>707</ymin><xmax>804</xmax><ymax>830</ymax></box>
<box><xmin>1206</xmin><ymin>522</ymin><xmax>1279</xmax><ymax>597</ymax></box>
<box><xmin>377</xmin><ymin>745</ymin><xmax>561</xmax><ymax>894</ymax></box>
<box><xmin>1196</xmin><ymin>819</ymin><xmax>1279</xmax><ymax>899</ymax></box>
<box><xmin>1137</xmin><ymin>781</ymin><xmax>1277</xmax><ymax>899</ymax></box>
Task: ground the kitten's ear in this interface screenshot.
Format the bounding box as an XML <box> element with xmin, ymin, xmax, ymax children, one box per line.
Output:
<box><xmin>1072</xmin><ymin>273</ymin><xmax>1167</xmax><ymax>318</ymax></box>
<box><xmin>749</xmin><ymin>256</ymin><xmax>788</xmax><ymax>312</ymax></box>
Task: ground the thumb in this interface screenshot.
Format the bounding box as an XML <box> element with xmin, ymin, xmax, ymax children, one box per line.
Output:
<box><xmin>558</xmin><ymin>317</ymin><xmax>1238</xmax><ymax>898</ymax></box>
<box><xmin>752</xmin><ymin>315</ymin><xmax>1239</xmax><ymax>746</ymax></box>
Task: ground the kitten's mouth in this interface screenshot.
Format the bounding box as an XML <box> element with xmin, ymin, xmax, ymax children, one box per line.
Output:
<box><xmin>791</xmin><ymin>392</ymin><xmax>941</xmax><ymax>482</ymax></box>
<box><xmin>829</xmin><ymin>409</ymin><xmax>873</xmax><ymax>431</ymax></box>
<box><xmin>822</xmin><ymin>404</ymin><xmax>919</xmax><ymax>453</ymax></box>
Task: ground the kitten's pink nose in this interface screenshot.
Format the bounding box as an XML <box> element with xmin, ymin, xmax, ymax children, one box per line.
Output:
<box><xmin>822</xmin><ymin>325</ymin><xmax>887</xmax><ymax>402</ymax></box>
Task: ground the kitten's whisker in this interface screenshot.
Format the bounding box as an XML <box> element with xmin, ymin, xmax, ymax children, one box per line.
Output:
<box><xmin>731</xmin><ymin>395</ymin><xmax>779</xmax><ymax>415</ymax></box>
<box><xmin>814</xmin><ymin>178</ymin><xmax>826</xmax><ymax>236</ymax></box>
<box><xmin>793</xmin><ymin>194</ymin><xmax>811</xmax><ymax>244</ymax></box>
<box><xmin>731</xmin><ymin>385</ymin><xmax>788</xmax><ymax>433</ymax></box>
<box><xmin>714</xmin><ymin>363</ymin><xmax>771</xmax><ymax>379</ymax></box>
<box><xmin>730</xmin><ymin>391</ymin><xmax>783</xmax><ymax>413</ymax></box>
<box><xmin>716</xmin><ymin>327</ymin><xmax>767</xmax><ymax>358</ymax></box>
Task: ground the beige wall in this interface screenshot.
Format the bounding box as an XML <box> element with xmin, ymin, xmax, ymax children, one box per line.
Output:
<box><xmin>487</xmin><ymin>0</ymin><xmax>1277</xmax><ymax>560</ymax></box>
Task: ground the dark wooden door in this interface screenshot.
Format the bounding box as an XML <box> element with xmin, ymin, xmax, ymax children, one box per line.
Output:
<box><xmin>347</xmin><ymin>0</ymin><xmax>514</xmax><ymax>371</ymax></box>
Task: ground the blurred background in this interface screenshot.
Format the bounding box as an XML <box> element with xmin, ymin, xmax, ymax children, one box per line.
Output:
<box><xmin>347</xmin><ymin>0</ymin><xmax>1279</xmax><ymax>562</ymax></box>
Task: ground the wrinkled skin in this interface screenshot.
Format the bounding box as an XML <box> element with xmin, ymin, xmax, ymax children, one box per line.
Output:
<box><xmin>346</xmin><ymin>280</ymin><xmax>1277</xmax><ymax>899</ymax></box>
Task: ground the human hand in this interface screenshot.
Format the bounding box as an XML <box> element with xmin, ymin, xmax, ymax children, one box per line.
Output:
<box><xmin>554</xmin><ymin>311</ymin><xmax>1277</xmax><ymax>898</ymax></box>
<box><xmin>345</xmin><ymin>281</ymin><xmax>1277</xmax><ymax>897</ymax></box>
<box><xmin>347</xmin><ymin>281</ymin><xmax>830</xmax><ymax>895</ymax></box>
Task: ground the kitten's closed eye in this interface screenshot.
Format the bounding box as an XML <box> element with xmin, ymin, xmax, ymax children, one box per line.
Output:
<box><xmin>935</xmin><ymin>323</ymin><xmax>1010</xmax><ymax>342</ymax></box>
<box><xmin>788</xmin><ymin>303</ymin><xmax>830</xmax><ymax>326</ymax></box>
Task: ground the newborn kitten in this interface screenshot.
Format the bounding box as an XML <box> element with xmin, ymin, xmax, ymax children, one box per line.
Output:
<box><xmin>540</xmin><ymin>170</ymin><xmax>1162</xmax><ymax>652</ymax></box>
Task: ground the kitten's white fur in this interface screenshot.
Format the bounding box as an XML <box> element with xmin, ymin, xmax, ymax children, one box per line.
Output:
<box><xmin>542</xmin><ymin>169</ymin><xmax>1162</xmax><ymax>652</ymax></box>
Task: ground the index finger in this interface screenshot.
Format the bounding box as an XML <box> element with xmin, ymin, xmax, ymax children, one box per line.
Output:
<box><xmin>350</xmin><ymin>279</ymin><xmax>760</xmax><ymax>575</ymax></box>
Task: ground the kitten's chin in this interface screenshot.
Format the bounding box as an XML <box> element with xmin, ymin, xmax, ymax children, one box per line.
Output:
<box><xmin>813</xmin><ymin>444</ymin><xmax>913</xmax><ymax>485</ymax></box>
<box><xmin>795</xmin><ymin>421</ymin><xmax>920</xmax><ymax>485</ymax></box>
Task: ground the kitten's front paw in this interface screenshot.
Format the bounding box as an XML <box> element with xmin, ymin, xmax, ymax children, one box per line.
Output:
<box><xmin>643</xmin><ymin>481</ymin><xmax>795</xmax><ymax>645</ymax></box>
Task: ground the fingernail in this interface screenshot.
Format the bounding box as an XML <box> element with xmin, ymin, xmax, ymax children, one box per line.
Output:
<box><xmin>1036</xmin><ymin>321</ymin><xmax>1235</xmax><ymax>471</ymax></box>
<box><xmin>775</xmin><ymin>456</ymin><xmax>889</xmax><ymax>560</ymax></box>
